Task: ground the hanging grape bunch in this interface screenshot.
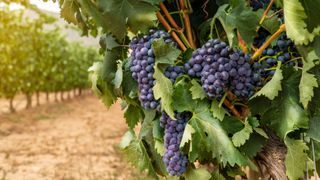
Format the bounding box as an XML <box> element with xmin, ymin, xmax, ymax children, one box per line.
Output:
<box><xmin>129</xmin><ymin>29</ymin><xmax>175</xmax><ymax>110</ymax></box>
<box><xmin>160</xmin><ymin>112</ymin><xmax>190</xmax><ymax>176</ymax></box>
<box><xmin>185</xmin><ymin>39</ymin><xmax>263</xmax><ymax>99</ymax></box>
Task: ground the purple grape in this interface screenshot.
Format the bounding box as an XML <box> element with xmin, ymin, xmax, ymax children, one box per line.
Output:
<box><xmin>161</xmin><ymin>112</ymin><xmax>191</xmax><ymax>176</ymax></box>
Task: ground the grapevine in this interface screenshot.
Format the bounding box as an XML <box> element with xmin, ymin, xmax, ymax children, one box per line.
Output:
<box><xmin>52</xmin><ymin>0</ymin><xmax>320</xmax><ymax>179</ymax></box>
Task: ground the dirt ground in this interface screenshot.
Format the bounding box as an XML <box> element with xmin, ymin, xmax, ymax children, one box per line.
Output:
<box><xmin>0</xmin><ymin>94</ymin><xmax>142</xmax><ymax>180</ymax></box>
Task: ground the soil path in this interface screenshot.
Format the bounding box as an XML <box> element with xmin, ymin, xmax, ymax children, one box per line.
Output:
<box><xmin>0</xmin><ymin>95</ymin><xmax>139</xmax><ymax>180</ymax></box>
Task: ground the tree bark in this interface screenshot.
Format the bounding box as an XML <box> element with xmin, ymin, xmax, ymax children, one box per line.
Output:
<box><xmin>9</xmin><ymin>97</ymin><xmax>15</xmax><ymax>113</ymax></box>
<box><xmin>60</xmin><ymin>91</ymin><xmax>64</xmax><ymax>101</ymax></box>
<box><xmin>67</xmin><ymin>91</ymin><xmax>71</xmax><ymax>99</ymax></box>
<box><xmin>78</xmin><ymin>88</ymin><xmax>82</xmax><ymax>96</ymax></box>
<box><xmin>254</xmin><ymin>129</ymin><xmax>287</xmax><ymax>180</ymax></box>
<box><xmin>46</xmin><ymin>91</ymin><xmax>49</xmax><ymax>102</ymax></box>
<box><xmin>25</xmin><ymin>94</ymin><xmax>32</xmax><ymax>109</ymax></box>
<box><xmin>73</xmin><ymin>89</ymin><xmax>77</xmax><ymax>97</ymax></box>
<box><xmin>36</xmin><ymin>91</ymin><xmax>40</xmax><ymax>106</ymax></box>
<box><xmin>55</xmin><ymin>92</ymin><xmax>58</xmax><ymax>102</ymax></box>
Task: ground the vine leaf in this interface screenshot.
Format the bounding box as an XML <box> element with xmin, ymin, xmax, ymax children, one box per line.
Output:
<box><xmin>185</xmin><ymin>167</ymin><xmax>211</xmax><ymax>180</ymax></box>
<box><xmin>213</xmin><ymin>0</ymin><xmax>259</xmax><ymax>47</ymax></box>
<box><xmin>307</xmin><ymin>112</ymin><xmax>320</xmax><ymax>142</ymax></box>
<box><xmin>299</xmin><ymin>51</ymin><xmax>319</xmax><ymax>108</ymax></box>
<box><xmin>124</xmin><ymin>104</ymin><xmax>142</xmax><ymax>128</ymax></box>
<box><xmin>154</xmin><ymin>140</ymin><xmax>165</xmax><ymax>156</ymax></box>
<box><xmin>284</xmin><ymin>138</ymin><xmax>309</xmax><ymax>180</ymax></box>
<box><xmin>299</xmin><ymin>71</ymin><xmax>318</xmax><ymax>108</ymax></box>
<box><xmin>284</xmin><ymin>0</ymin><xmax>320</xmax><ymax>45</ymax></box>
<box><xmin>152</xmin><ymin>39</ymin><xmax>181</xmax><ymax>65</ymax></box>
<box><xmin>173</xmin><ymin>78</ymin><xmax>194</xmax><ymax>113</ymax></box>
<box><xmin>98</xmin><ymin>0</ymin><xmax>158</xmax><ymax>40</ymax></box>
<box><xmin>180</xmin><ymin>124</ymin><xmax>195</xmax><ymax>148</ymax></box>
<box><xmin>120</xmin><ymin>130</ymin><xmax>159</xmax><ymax>179</ymax></box>
<box><xmin>262</xmin><ymin>68</ymin><xmax>309</xmax><ymax>139</ymax></box>
<box><xmin>188</xmin><ymin>106</ymin><xmax>255</xmax><ymax>168</ymax></box>
<box><xmin>251</xmin><ymin>62</ymin><xmax>283</xmax><ymax>100</ymax></box>
<box><xmin>153</xmin><ymin>65</ymin><xmax>175</xmax><ymax>119</ymax></box>
<box><xmin>88</xmin><ymin>62</ymin><xmax>117</xmax><ymax>108</ymax></box>
<box><xmin>152</xmin><ymin>39</ymin><xmax>180</xmax><ymax>119</ymax></box>
<box><xmin>210</xmin><ymin>100</ymin><xmax>227</xmax><ymax>121</ymax></box>
<box><xmin>190</xmin><ymin>79</ymin><xmax>206</xmax><ymax>100</ymax></box>
<box><xmin>239</xmin><ymin>133</ymin><xmax>267</xmax><ymax>158</ymax></box>
<box><xmin>60</xmin><ymin>0</ymin><xmax>78</xmax><ymax>24</ymax></box>
<box><xmin>232</xmin><ymin>120</ymin><xmax>253</xmax><ymax>147</ymax></box>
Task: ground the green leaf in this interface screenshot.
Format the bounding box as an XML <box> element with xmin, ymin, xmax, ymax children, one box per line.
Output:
<box><xmin>180</xmin><ymin>124</ymin><xmax>195</xmax><ymax>148</ymax></box>
<box><xmin>153</xmin><ymin>65</ymin><xmax>174</xmax><ymax>119</ymax></box>
<box><xmin>60</xmin><ymin>0</ymin><xmax>79</xmax><ymax>24</ymax></box>
<box><xmin>285</xmin><ymin>138</ymin><xmax>309</xmax><ymax>180</ymax></box>
<box><xmin>124</xmin><ymin>104</ymin><xmax>142</xmax><ymax>129</ymax></box>
<box><xmin>101</xmin><ymin>34</ymin><xmax>120</xmax><ymax>50</ymax></box>
<box><xmin>213</xmin><ymin>0</ymin><xmax>259</xmax><ymax>46</ymax></box>
<box><xmin>119</xmin><ymin>130</ymin><xmax>135</xmax><ymax>149</ymax></box>
<box><xmin>211</xmin><ymin>170</ymin><xmax>226</xmax><ymax>180</ymax></box>
<box><xmin>299</xmin><ymin>71</ymin><xmax>318</xmax><ymax>108</ymax></box>
<box><xmin>248</xmin><ymin>96</ymin><xmax>272</xmax><ymax>116</ymax></box>
<box><xmin>173</xmin><ymin>78</ymin><xmax>194</xmax><ymax>112</ymax></box>
<box><xmin>139</xmin><ymin>110</ymin><xmax>156</xmax><ymax>138</ymax></box>
<box><xmin>239</xmin><ymin>133</ymin><xmax>267</xmax><ymax>158</ymax></box>
<box><xmin>154</xmin><ymin>139</ymin><xmax>165</xmax><ymax>156</ymax></box>
<box><xmin>185</xmin><ymin>168</ymin><xmax>211</xmax><ymax>180</ymax></box>
<box><xmin>152</xmin><ymin>39</ymin><xmax>181</xmax><ymax>65</ymax></box>
<box><xmin>188</xmin><ymin>107</ymin><xmax>254</xmax><ymax>168</ymax></box>
<box><xmin>299</xmin><ymin>50</ymin><xmax>319</xmax><ymax>108</ymax></box>
<box><xmin>251</xmin><ymin>62</ymin><xmax>283</xmax><ymax>100</ymax></box>
<box><xmin>121</xmin><ymin>133</ymin><xmax>159</xmax><ymax>179</ymax></box>
<box><xmin>232</xmin><ymin>120</ymin><xmax>253</xmax><ymax>147</ymax></box>
<box><xmin>260</xmin><ymin>9</ymin><xmax>281</xmax><ymax>34</ymax></box>
<box><xmin>284</xmin><ymin>0</ymin><xmax>320</xmax><ymax>45</ymax></box>
<box><xmin>113</xmin><ymin>60</ymin><xmax>123</xmax><ymax>89</ymax></box>
<box><xmin>307</xmin><ymin>110</ymin><xmax>320</xmax><ymax>142</ymax></box>
<box><xmin>88</xmin><ymin>61</ymin><xmax>117</xmax><ymax>108</ymax></box>
<box><xmin>262</xmin><ymin>68</ymin><xmax>309</xmax><ymax>139</ymax></box>
<box><xmin>99</xmin><ymin>0</ymin><xmax>158</xmax><ymax>40</ymax></box>
<box><xmin>210</xmin><ymin>100</ymin><xmax>227</xmax><ymax>121</ymax></box>
<box><xmin>190</xmin><ymin>79</ymin><xmax>206</xmax><ymax>100</ymax></box>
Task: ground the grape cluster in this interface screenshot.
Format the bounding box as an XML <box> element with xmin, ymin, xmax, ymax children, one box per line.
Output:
<box><xmin>129</xmin><ymin>30</ymin><xmax>174</xmax><ymax>109</ymax></box>
<box><xmin>184</xmin><ymin>39</ymin><xmax>232</xmax><ymax>98</ymax></box>
<box><xmin>160</xmin><ymin>112</ymin><xmax>190</xmax><ymax>176</ymax></box>
<box><xmin>258</xmin><ymin>34</ymin><xmax>300</xmax><ymax>77</ymax></box>
<box><xmin>184</xmin><ymin>39</ymin><xmax>262</xmax><ymax>99</ymax></box>
<box><xmin>164</xmin><ymin>66</ymin><xmax>185</xmax><ymax>83</ymax></box>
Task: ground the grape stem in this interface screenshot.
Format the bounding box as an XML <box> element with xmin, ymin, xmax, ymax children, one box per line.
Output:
<box><xmin>259</xmin><ymin>0</ymin><xmax>274</xmax><ymax>25</ymax></box>
<box><xmin>156</xmin><ymin>12</ymin><xmax>187</xmax><ymax>51</ymax></box>
<box><xmin>237</xmin><ymin>30</ymin><xmax>248</xmax><ymax>54</ymax></box>
<box><xmin>251</xmin><ymin>24</ymin><xmax>286</xmax><ymax>61</ymax></box>
<box><xmin>179</xmin><ymin>0</ymin><xmax>196</xmax><ymax>49</ymax></box>
<box><xmin>223</xmin><ymin>99</ymin><xmax>242</xmax><ymax>119</ymax></box>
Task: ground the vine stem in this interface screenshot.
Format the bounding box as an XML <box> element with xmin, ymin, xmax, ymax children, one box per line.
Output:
<box><xmin>259</xmin><ymin>0</ymin><xmax>274</xmax><ymax>25</ymax></box>
<box><xmin>156</xmin><ymin>12</ymin><xmax>187</xmax><ymax>51</ymax></box>
<box><xmin>223</xmin><ymin>99</ymin><xmax>242</xmax><ymax>119</ymax></box>
<box><xmin>251</xmin><ymin>24</ymin><xmax>286</xmax><ymax>61</ymax></box>
<box><xmin>159</xmin><ymin>2</ymin><xmax>182</xmax><ymax>32</ymax></box>
<box><xmin>179</xmin><ymin>0</ymin><xmax>196</xmax><ymax>48</ymax></box>
<box><xmin>158</xmin><ymin>3</ymin><xmax>192</xmax><ymax>49</ymax></box>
